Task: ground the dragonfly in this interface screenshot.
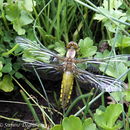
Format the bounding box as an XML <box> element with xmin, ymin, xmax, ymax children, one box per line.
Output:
<box><xmin>15</xmin><ymin>37</ymin><xmax>129</xmax><ymax>108</ymax></box>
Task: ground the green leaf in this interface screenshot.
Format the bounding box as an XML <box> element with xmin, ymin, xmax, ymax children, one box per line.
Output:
<box><xmin>0</xmin><ymin>61</ymin><xmax>3</xmax><ymax>77</ymax></box>
<box><xmin>95</xmin><ymin>50</ymin><xmax>127</xmax><ymax>80</ymax></box>
<box><xmin>0</xmin><ymin>61</ymin><xmax>3</xmax><ymax>71</ymax></box>
<box><xmin>20</xmin><ymin>10</ymin><xmax>33</xmax><ymax>26</ymax></box>
<box><xmin>13</xmin><ymin>63</ymin><xmax>21</xmax><ymax>71</ymax></box>
<box><xmin>103</xmin><ymin>0</ymin><xmax>122</xmax><ymax>10</ymax></box>
<box><xmin>5</xmin><ymin>2</ymin><xmax>33</xmax><ymax>35</ymax></box>
<box><xmin>94</xmin><ymin>0</ymin><xmax>126</xmax><ymax>33</ymax></box>
<box><xmin>0</xmin><ymin>0</ymin><xmax>3</xmax><ymax>9</ymax></box>
<box><xmin>83</xmin><ymin>118</ymin><xmax>96</xmax><ymax>130</ymax></box>
<box><xmin>124</xmin><ymin>91</ymin><xmax>130</xmax><ymax>102</ymax></box>
<box><xmin>0</xmin><ymin>57</ymin><xmax>4</xmax><ymax>63</ymax></box>
<box><xmin>94</xmin><ymin>104</ymin><xmax>123</xmax><ymax>129</ymax></box>
<box><xmin>110</xmin><ymin>35</ymin><xmax>130</xmax><ymax>48</ymax></box>
<box><xmin>15</xmin><ymin>72</ymin><xmax>23</xmax><ymax>79</ymax></box>
<box><xmin>54</xmin><ymin>42</ymin><xmax>66</xmax><ymax>56</ymax></box>
<box><xmin>124</xmin><ymin>71</ymin><xmax>130</xmax><ymax>101</ymax></box>
<box><xmin>13</xmin><ymin>19</ymin><xmax>25</xmax><ymax>35</ymax></box>
<box><xmin>5</xmin><ymin>4</ymin><xmax>20</xmax><ymax>22</ymax></box>
<box><xmin>100</xmin><ymin>62</ymin><xmax>127</xmax><ymax>80</ymax></box>
<box><xmin>94</xmin><ymin>13</ymin><xmax>106</xmax><ymax>21</ymax></box>
<box><xmin>128</xmin><ymin>70</ymin><xmax>130</xmax><ymax>88</ymax></box>
<box><xmin>128</xmin><ymin>105</ymin><xmax>130</xmax><ymax>117</ymax></box>
<box><xmin>110</xmin><ymin>92</ymin><xmax>125</xmax><ymax>102</ymax></box>
<box><xmin>78</xmin><ymin>37</ymin><xmax>97</xmax><ymax>57</ymax></box>
<box><xmin>24</xmin><ymin>0</ymin><xmax>34</xmax><ymax>12</ymax></box>
<box><xmin>0</xmin><ymin>75</ymin><xmax>14</xmax><ymax>92</ymax></box>
<box><xmin>127</xmin><ymin>10</ymin><xmax>130</xmax><ymax>21</ymax></box>
<box><xmin>0</xmin><ymin>72</ymin><xmax>2</xmax><ymax>77</ymax></box>
<box><xmin>104</xmin><ymin>20</ymin><xmax>117</xmax><ymax>33</ymax></box>
<box><xmin>51</xmin><ymin>125</ymin><xmax>63</xmax><ymax>130</ymax></box>
<box><xmin>2</xmin><ymin>63</ymin><xmax>12</xmax><ymax>73</ymax></box>
<box><xmin>62</xmin><ymin>115</ymin><xmax>83</xmax><ymax>130</ymax></box>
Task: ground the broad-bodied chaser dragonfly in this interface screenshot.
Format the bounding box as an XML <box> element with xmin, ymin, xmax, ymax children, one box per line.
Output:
<box><xmin>15</xmin><ymin>37</ymin><xmax>129</xmax><ymax>108</ymax></box>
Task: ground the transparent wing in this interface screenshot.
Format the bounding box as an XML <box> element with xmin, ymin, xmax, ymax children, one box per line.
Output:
<box><xmin>76</xmin><ymin>55</ymin><xmax>130</xmax><ymax>65</ymax></box>
<box><xmin>74</xmin><ymin>69</ymin><xmax>125</xmax><ymax>92</ymax></box>
<box><xmin>15</xmin><ymin>37</ymin><xmax>64</xmax><ymax>79</ymax></box>
<box><xmin>15</xmin><ymin>37</ymin><xmax>61</xmax><ymax>58</ymax></box>
<box><xmin>23</xmin><ymin>61</ymin><xmax>63</xmax><ymax>80</ymax></box>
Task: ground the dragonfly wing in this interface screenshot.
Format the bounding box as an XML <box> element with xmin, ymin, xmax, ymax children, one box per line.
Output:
<box><xmin>76</xmin><ymin>55</ymin><xmax>130</xmax><ymax>65</ymax></box>
<box><xmin>16</xmin><ymin>37</ymin><xmax>59</xmax><ymax>57</ymax></box>
<box><xmin>15</xmin><ymin>37</ymin><xmax>64</xmax><ymax>63</ymax></box>
<box><xmin>74</xmin><ymin>69</ymin><xmax>125</xmax><ymax>92</ymax></box>
<box><xmin>15</xmin><ymin>37</ymin><xmax>64</xmax><ymax>80</ymax></box>
<box><xmin>23</xmin><ymin>60</ymin><xmax>64</xmax><ymax>81</ymax></box>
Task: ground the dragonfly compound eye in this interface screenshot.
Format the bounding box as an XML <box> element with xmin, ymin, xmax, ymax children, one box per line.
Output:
<box><xmin>67</xmin><ymin>41</ymin><xmax>78</xmax><ymax>50</ymax></box>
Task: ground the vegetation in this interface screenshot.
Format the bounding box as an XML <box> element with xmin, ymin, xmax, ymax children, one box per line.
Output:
<box><xmin>0</xmin><ymin>0</ymin><xmax>130</xmax><ymax>129</ymax></box>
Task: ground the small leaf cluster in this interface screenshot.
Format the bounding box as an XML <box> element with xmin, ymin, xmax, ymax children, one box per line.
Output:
<box><xmin>5</xmin><ymin>0</ymin><xmax>34</xmax><ymax>35</ymax></box>
<box><xmin>0</xmin><ymin>0</ymin><xmax>36</xmax><ymax>92</ymax></box>
<box><xmin>94</xmin><ymin>0</ymin><xmax>128</xmax><ymax>33</ymax></box>
<box><xmin>51</xmin><ymin>104</ymin><xmax>123</xmax><ymax>130</ymax></box>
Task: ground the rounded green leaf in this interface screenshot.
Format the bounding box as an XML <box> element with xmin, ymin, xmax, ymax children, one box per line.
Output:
<box><xmin>0</xmin><ymin>72</ymin><xmax>2</xmax><ymax>77</ymax></box>
<box><xmin>20</xmin><ymin>10</ymin><xmax>33</xmax><ymax>26</ymax></box>
<box><xmin>0</xmin><ymin>75</ymin><xmax>14</xmax><ymax>92</ymax></box>
<box><xmin>78</xmin><ymin>37</ymin><xmax>97</xmax><ymax>58</ymax></box>
<box><xmin>62</xmin><ymin>115</ymin><xmax>83</xmax><ymax>130</ymax></box>
<box><xmin>51</xmin><ymin>125</ymin><xmax>63</xmax><ymax>130</ymax></box>
<box><xmin>2</xmin><ymin>63</ymin><xmax>12</xmax><ymax>73</ymax></box>
<box><xmin>83</xmin><ymin>118</ymin><xmax>96</xmax><ymax>130</ymax></box>
<box><xmin>15</xmin><ymin>72</ymin><xmax>23</xmax><ymax>79</ymax></box>
<box><xmin>5</xmin><ymin>4</ymin><xmax>20</xmax><ymax>22</ymax></box>
<box><xmin>94</xmin><ymin>104</ymin><xmax>123</xmax><ymax>129</ymax></box>
<box><xmin>0</xmin><ymin>61</ymin><xmax>3</xmax><ymax>71</ymax></box>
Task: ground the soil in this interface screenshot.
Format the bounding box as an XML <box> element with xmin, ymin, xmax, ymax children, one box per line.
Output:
<box><xmin>0</xmin><ymin>71</ymin><xmax>104</xmax><ymax>130</ymax></box>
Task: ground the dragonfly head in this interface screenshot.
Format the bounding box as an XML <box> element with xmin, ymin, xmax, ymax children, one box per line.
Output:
<box><xmin>67</xmin><ymin>41</ymin><xmax>78</xmax><ymax>50</ymax></box>
<box><xmin>66</xmin><ymin>42</ymin><xmax>78</xmax><ymax>58</ymax></box>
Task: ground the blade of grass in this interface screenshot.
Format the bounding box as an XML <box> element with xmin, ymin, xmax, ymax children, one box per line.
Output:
<box><xmin>64</xmin><ymin>93</ymin><xmax>92</xmax><ymax>117</ymax></box>
<box><xmin>75</xmin><ymin>0</ymin><xmax>130</xmax><ymax>36</ymax></box>
<box><xmin>12</xmin><ymin>76</ymin><xmax>55</xmax><ymax>126</ymax></box>
<box><xmin>74</xmin><ymin>92</ymin><xmax>104</xmax><ymax>116</ymax></box>
<box><xmin>20</xmin><ymin>90</ymin><xmax>41</xmax><ymax>126</ymax></box>
<box><xmin>0</xmin><ymin>115</ymin><xmax>38</xmax><ymax>127</ymax></box>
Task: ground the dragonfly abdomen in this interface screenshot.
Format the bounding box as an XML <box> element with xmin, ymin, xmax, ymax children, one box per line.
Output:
<box><xmin>60</xmin><ymin>71</ymin><xmax>74</xmax><ymax>108</ymax></box>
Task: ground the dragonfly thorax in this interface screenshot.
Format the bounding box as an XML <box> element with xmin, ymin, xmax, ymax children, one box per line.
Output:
<box><xmin>63</xmin><ymin>58</ymin><xmax>76</xmax><ymax>72</ymax></box>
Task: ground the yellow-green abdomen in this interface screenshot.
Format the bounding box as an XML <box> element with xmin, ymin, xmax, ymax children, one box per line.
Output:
<box><xmin>60</xmin><ymin>71</ymin><xmax>74</xmax><ymax>108</ymax></box>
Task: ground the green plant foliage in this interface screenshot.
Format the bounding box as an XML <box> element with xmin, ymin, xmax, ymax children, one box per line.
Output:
<box><xmin>22</xmin><ymin>46</ymin><xmax>50</xmax><ymax>64</ymax></box>
<box><xmin>15</xmin><ymin>72</ymin><xmax>23</xmax><ymax>79</ymax></box>
<box><xmin>95</xmin><ymin>50</ymin><xmax>128</xmax><ymax>80</ymax></box>
<box><xmin>0</xmin><ymin>43</ymin><xmax>23</xmax><ymax>91</ymax></box>
<box><xmin>78</xmin><ymin>37</ymin><xmax>97</xmax><ymax>58</ymax></box>
<box><xmin>94</xmin><ymin>0</ymin><xmax>127</xmax><ymax>33</ymax></box>
<box><xmin>123</xmin><ymin>71</ymin><xmax>130</xmax><ymax>102</ymax></box>
<box><xmin>51</xmin><ymin>104</ymin><xmax>124</xmax><ymax>130</ymax></box>
<box><xmin>110</xmin><ymin>34</ymin><xmax>130</xmax><ymax>48</ymax></box>
<box><xmin>0</xmin><ymin>0</ymin><xmax>130</xmax><ymax>128</ymax></box>
<box><xmin>2</xmin><ymin>63</ymin><xmax>12</xmax><ymax>73</ymax></box>
<box><xmin>109</xmin><ymin>33</ymin><xmax>130</xmax><ymax>54</ymax></box>
<box><xmin>62</xmin><ymin>115</ymin><xmax>83</xmax><ymax>130</ymax></box>
<box><xmin>5</xmin><ymin>1</ymin><xmax>34</xmax><ymax>35</ymax></box>
<box><xmin>0</xmin><ymin>75</ymin><xmax>14</xmax><ymax>92</ymax></box>
<box><xmin>0</xmin><ymin>61</ymin><xmax>3</xmax><ymax>77</ymax></box>
<box><xmin>48</xmin><ymin>41</ymin><xmax>66</xmax><ymax>56</ymax></box>
<box><xmin>51</xmin><ymin>115</ymin><xmax>97</xmax><ymax>130</ymax></box>
<box><xmin>51</xmin><ymin>125</ymin><xmax>63</xmax><ymax>130</ymax></box>
<box><xmin>82</xmin><ymin>118</ymin><xmax>96</xmax><ymax>130</ymax></box>
<box><xmin>94</xmin><ymin>104</ymin><xmax>123</xmax><ymax>130</ymax></box>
